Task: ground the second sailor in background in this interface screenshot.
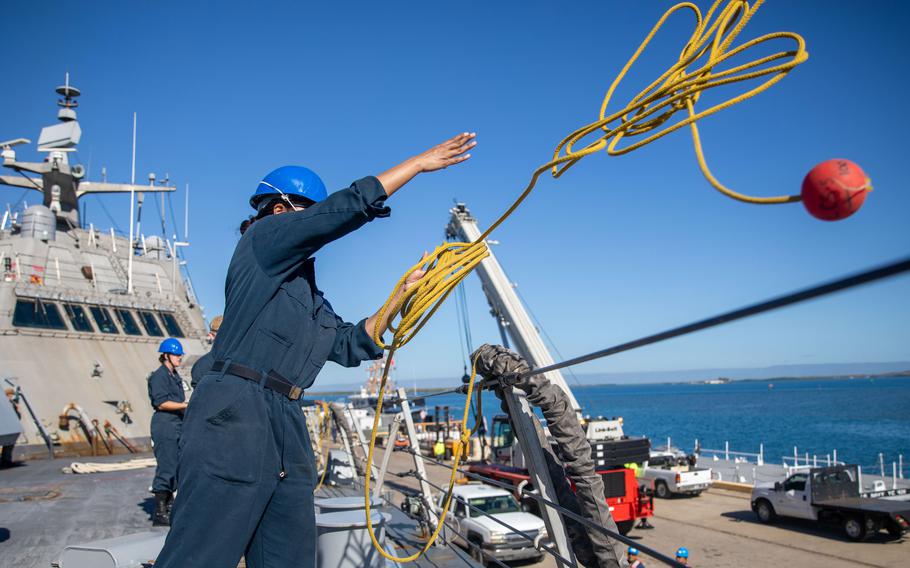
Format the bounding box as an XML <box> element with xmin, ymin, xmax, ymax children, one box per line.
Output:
<box><xmin>147</xmin><ymin>338</ymin><xmax>188</xmax><ymax>526</ymax></box>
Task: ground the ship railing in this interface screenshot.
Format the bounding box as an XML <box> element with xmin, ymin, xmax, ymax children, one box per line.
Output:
<box><xmin>2</xmin><ymin>248</ymin><xmax>186</xmax><ymax>300</ymax></box>
<box><xmin>698</xmin><ymin>445</ymin><xmax>764</xmax><ymax>465</ymax></box>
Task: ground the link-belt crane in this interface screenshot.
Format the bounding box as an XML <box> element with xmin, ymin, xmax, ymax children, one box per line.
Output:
<box><xmin>446</xmin><ymin>202</ymin><xmax>653</xmax><ymax>535</ymax></box>
<box><xmin>446</xmin><ymin>203</ymin><xmax>582</xmax><ymax>413</ymax></box>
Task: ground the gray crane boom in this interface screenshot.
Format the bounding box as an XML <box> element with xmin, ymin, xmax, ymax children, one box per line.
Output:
<box><xmin>446</xmin><ymin>203</ymin><xmax>582</xmax><ymax>414</ymax></box>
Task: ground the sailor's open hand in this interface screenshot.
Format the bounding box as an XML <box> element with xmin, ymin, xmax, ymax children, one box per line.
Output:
<box><xmin>416</xmin><ymin>133</ymin><xmax>476</xmax><ymax>172</ymax></box>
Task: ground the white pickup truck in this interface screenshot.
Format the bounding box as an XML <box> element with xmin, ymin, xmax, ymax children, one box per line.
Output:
<box><xmin>440</xmin><ymin>483</ymin><xmax>549</xmax><ymax>566</ymax></box>
<box><xmin>640</xmin><ymin>450</ymin><xmax>713</xmax><ymax>498</ymax></box>
<box><xmin>751</xmin><ymin>465</ymin><xmax>910</xmax><ymax>541</ymax></box>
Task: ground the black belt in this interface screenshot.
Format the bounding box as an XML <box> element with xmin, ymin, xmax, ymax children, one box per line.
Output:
<box><xmin>211</xmin><ymin>361</ymin><xmax>303</xmax><ymax>401</ymax></box>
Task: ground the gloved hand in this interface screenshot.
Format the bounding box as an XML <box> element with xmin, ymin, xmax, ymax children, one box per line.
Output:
<box><xmin>469</xmin><ymin>344</ymin><xmax>531</xmax><ymax>383</ymax></box>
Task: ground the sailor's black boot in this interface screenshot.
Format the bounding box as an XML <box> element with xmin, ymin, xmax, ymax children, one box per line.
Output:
<box><xmin>152</xmin><ymin>491</ymin><xmax>171</xmax><ymax>526</ymax></box>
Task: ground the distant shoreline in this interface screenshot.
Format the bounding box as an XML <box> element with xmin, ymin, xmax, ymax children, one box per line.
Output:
<box><xmin>558</xmin><ymin>370</ymin><xmax>910</xmax><ymax>388</ymax></box>
<box><xmin>309</xmin><ymin>370</ymin><xmax>910</xmax><ymax>395</ymax></box>
<box><xmin>717</xmin><ymin>370</ymin><xmax>910</xmax><ymax>385</ymax></box>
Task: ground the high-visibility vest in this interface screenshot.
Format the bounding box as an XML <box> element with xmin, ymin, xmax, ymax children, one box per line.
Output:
<box><xmin>624</xmin><ymin>462</ymin><xmax>641</xmax><ymax>477</ymax></box>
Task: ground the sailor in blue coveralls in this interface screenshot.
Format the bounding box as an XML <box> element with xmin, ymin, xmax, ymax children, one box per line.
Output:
<box><xmin>190</xmin><ymin>315</ymin><xmax>221</xmax><ymax>388</ymax></box>
<box><xmin>147</xmin><ymin>338</ymin><xmax>188</xmax><ymax>526</ymax></box>
<box><xmin>155</xmin><ymin>132</ymin><xmax>476</xmax><ymax>568</ymax></box>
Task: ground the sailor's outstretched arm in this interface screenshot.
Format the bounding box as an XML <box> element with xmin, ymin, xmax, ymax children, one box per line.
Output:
<box><xmin>253</xmin><ymin>133</ymin><xmax>476</xmax><ymax>276</ymax></box>
<box><xmin>377</xmin><ymin>132</ymin><xmax>476</xmax><ymax>197</ymax></box>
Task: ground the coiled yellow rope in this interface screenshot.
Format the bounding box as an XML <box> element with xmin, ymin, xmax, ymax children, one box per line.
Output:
<box><xmin>364</xmin><ymin>1</ymin><xmax>808</xmax><ymax>561</ymax></box>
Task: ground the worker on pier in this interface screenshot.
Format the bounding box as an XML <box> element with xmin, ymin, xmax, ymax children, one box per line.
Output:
<box><xmin>154</xmin><ymin>132</ymin><xmax>476</xmax><ymax>568</ymax></box>
<box><xmin>147</xmin><ymin>338</ymin><xmax>188</xmax><ymax>526</ymax></box>
<box><xmin>191</xmin><ymin>315</ymin><xmax>222</xmax><ymax>388</ymax></box>
<box><xmin>675</xmin><ymin>547</ymin><xmax>690</xmax><ymax>565</ymax></box>
<box><xmin>627</xmin><ymin>546</ymin><xmax>645</xmax><ymax>568</ymax></box>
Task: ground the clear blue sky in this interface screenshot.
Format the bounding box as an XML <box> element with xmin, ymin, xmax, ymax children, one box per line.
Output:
<box><xmin>3</xmin><ymin>1</ymin><xmax>908</xmax><ymax>386</ymax></box>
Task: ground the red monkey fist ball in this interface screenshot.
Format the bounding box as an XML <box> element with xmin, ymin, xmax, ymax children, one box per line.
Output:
<box><xmin>801</xmin><ymin>159</ymin><xmax>871</xmax><ymax>221</ymax></box>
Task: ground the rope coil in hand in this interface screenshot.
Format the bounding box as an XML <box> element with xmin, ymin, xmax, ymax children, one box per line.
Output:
<box><xmin>363</xmin><ymin>0</ymin><xmax>809</xmax><ymax>561</ymax></box>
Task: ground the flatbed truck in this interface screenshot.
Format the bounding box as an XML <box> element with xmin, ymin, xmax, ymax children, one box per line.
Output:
<box><xmin>751</xmin><ymin>464</ymin><xmax>910</xmax><ymax>541</ymax></box>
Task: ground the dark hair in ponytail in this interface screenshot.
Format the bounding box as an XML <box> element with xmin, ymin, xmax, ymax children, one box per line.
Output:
<box><xmin>239</xmin><ymin>216</ymin><xmax>254</xmax><ymax>235</ymax></box>
<box><xmin>238</xmin><ymin>198</ymin><xmax>276</xmax><ymax>235</ymax></box>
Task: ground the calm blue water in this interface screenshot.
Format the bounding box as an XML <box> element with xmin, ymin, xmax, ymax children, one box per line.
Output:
<box><xmin>382</xmin><ymin>376</ymin><xmax>910</xmax><ymax>474</ymax></box>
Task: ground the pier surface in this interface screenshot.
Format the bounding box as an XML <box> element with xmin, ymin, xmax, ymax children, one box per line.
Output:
<box><xmin>1</xmin><ymin>447</ymin><xmax>907</xmax><ymax>567</ymax></box>
<box><xmin>372</xmin><ymin>445</ymin><xmax>910</xmax><ymax>568</ymax></box>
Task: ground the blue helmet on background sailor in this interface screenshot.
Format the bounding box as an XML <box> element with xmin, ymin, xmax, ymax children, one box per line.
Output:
<box><xmin>158</xmin><ymin>338</ymin><xmax>184</xmax><ymax>356</ymax></box>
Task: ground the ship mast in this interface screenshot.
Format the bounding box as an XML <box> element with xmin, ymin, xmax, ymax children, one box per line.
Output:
<box><xmin>0</xmin><ymin>74</ymin><xmax>175</xmax><ymax>229</ymax></box>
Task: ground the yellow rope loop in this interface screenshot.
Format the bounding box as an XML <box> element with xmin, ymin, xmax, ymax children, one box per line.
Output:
<box><xmin>372</xmin><ymin>240</ymin><xmax>490</xmax><ymax>350</ymax></box>
<box><xmin>364</xmin><ymin>1</ymin><xmax>810</xmax><ymax>561</ymax></box>
<box><xmin>363</xmin><ymin>351</ymin><xmax>481</xmax><ymax>563</ymax></box>
<box><xmin>552</xmin><ymin>0</ymin><xmax>808</xmax><ymax>206</ymax></box>
<box><xmin>371</xmin><ymin>0</ymin><xmax>810</xmax><ymax>360</ymax></box>
<box><xmin>373</xmin><ymin>0</ymin><xmax>809</xmax><ymax>356</ymax></box>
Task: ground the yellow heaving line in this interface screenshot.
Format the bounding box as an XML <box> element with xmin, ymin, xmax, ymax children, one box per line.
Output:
<box><xmin>363</xmin><ymin>1</ymin><xmax>807</xmax><ymax>561</ymax></box>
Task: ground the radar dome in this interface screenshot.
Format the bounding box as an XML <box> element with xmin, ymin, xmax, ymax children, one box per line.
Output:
<box><xmin>20</xmin><ymin>205</ymin><xmax>56</xmax><ymax>241</ymax></box>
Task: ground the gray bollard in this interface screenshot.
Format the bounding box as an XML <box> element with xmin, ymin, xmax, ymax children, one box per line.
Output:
<box><xmin>316</xmin><ymin>496</ymin><xmax>384</xmax><ymax>514</ymax></box>
<box><xmin>316</xmin><ymin>510</ymin><xmax>391</xmax><ymax>568</ymax></box>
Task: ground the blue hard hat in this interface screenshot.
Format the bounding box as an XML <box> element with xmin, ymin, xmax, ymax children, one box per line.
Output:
<box><xmin>158</xmin><ymin>338</ymin><xmax>184</xmax><ymax>356</ymax></box>
<box><xmin>250</xmin><ymin>166</ymin><xmax>327</xmax><ymax>210</ymax></box>
<box><xmin>628</xmin><ymin>547</ymin><xmax>639</xmax><ymax>556</ymax></box>
<box><xmin>676</xmin><ymin>547</ymin><xmax>689</xmax><ymax>559</ymax></box>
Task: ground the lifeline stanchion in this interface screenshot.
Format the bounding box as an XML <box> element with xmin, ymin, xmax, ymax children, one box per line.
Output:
<box><xmin>396</xmin><ymin>387</ymin><xmax>441</xmax><ymax>533</ymax></box>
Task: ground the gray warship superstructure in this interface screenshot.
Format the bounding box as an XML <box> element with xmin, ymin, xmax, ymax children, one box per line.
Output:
<box><xmin>0</xmin><ymin>77</ymin><xmax>207</xmax><ymax>455</ymax></box>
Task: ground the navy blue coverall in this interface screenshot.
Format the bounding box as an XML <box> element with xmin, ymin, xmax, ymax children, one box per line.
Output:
<box><xmin>190</xmin><ymin>351</ymin><xmax>214</xmax><ymax>388</ymax></box>
<box><xmin>147</xmin><ymin>364</ymin><xmax>185</xmax><ymax>492</ymax></box>
<box><xmin>155</xmin><ymin>177</ymin><xmax>388</xmax><ymax>568</ymax></box>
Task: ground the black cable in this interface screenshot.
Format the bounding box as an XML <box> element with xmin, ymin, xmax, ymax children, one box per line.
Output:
<box><xmin>412</xmin><ymin>387</ymin><xmax>465</xmax><ymax>400</ymax></box>
<box><xmin>520</xmin><ymin>256</ymin><xmax>910</xmax><ymax>379</ymax></box>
